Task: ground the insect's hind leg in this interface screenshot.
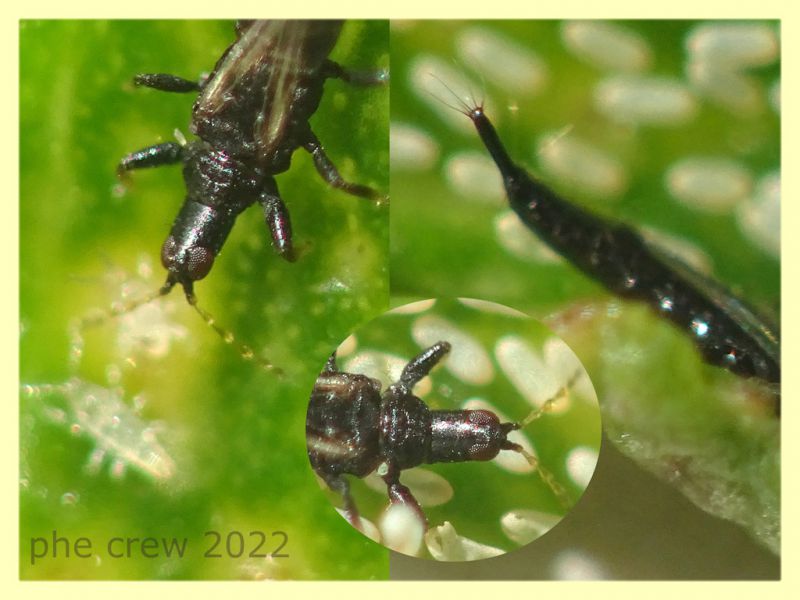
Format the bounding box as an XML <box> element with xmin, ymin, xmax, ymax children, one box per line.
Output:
<box><xmin>118</xmin><ymin>142</ymin><xmax>184</xmax><ymax>175</ymax></box>
<box><xmin>133</xmin><ymin>73</ymin><xmax>203</xmax><ymax>93</ymax></box>
<box><xmin>303</xmin><ymin>131</ymin><xmax>385</xmax><ymax>203</ymax></box>
<box><xmin>322</xmin><ymin>473</ymin><xmax>362</xmax><ymax>529</ymax></box>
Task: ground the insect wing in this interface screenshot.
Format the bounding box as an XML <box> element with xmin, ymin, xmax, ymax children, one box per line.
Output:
<box><xmin>195</xmin><ymin>20</ymin><xmax>282</xmax><ymax>117</ymax></box>
<box><xmin>195</xmin><ymin>20</ymin><xmax>343</xmax><ymax>162</ymax></box>
<box><xmin>253</xmin><ymin>21</ymin><xmax>342</xmax><ymax>162</ymax></box>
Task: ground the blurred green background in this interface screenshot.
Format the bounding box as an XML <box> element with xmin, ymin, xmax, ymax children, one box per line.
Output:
<box><xmin>389</xmin><ymin>20</ymin><xmax>779</xmax><ymax>578</ymax></box>
<box><xmin>20</xmin><ymin>20</ymin><xmax>389</xmax><ymax>579</ymax></box>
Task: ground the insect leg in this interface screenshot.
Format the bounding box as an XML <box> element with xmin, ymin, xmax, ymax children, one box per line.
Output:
<box><xmin>398</xmin><ymin>341</ymin><xmax>451</xmax><ymax>389</ymax></box>
<box><xmin>382</xmin><ymin>463</ymin><xmax>428</xmax><ymax>527</ymax></box>
<box><xmin>302</xmin><ymin>132</ymin><xmax>385</xmax><ymax>202</ymax></box>
<box><xmin>133</xmin><ymin>73</ymin><xmax>202</xmax><ymax>93</ymax></box>
<box><xmin>322</xmin><ymin>60</ymin><xmax>388</xmax><ymax>86</ymax></box>
<box><xmin>322</xmin><ymin>352</ymin><xmax>338</xmax><ymax>374</ymax></box>
<box><xmin>118</xmin><ymin>142</ymin><xmax>184</xmax><ymax>175</ymax></box>
<box><xmin>258</xmin><ymin>178</ymin><xmax>295</xmax><ymax>262</ymax></box>
<box><xmin>322</xmin><ymin>473</ymin><xmax>362</xmax><ymax>529</ymax></box>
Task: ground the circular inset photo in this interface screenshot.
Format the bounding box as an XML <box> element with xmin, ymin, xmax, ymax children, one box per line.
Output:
<box><xmin>305</xmin><ymin>297</ymin><xmax>601</xmax><ymax>560</ymax></box>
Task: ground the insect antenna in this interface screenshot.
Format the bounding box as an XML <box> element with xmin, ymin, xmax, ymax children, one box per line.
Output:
<box><xmin>67</xmin><ymin>287</ymin><xmax>166</xmax><ymax>371</ymax></box>
<box><xmin>188</xmin><ymin>298</ymin><xmax>283</xmax><ymax>376</ymax></box>
<box><xmin>78</xmin><ymin>288</ymin><xmax>167</xmax><ymax>328</ymax></box>
<box><xmin>70</xmin><ymin>279</ymin><xmax>281</xmax><ymax>376</ymax></box>
<box><xmin>519</xmin><ymin>369</ymin><xmax>582</xmax><ymax>427</ymax></box>
<box><xmin>507</xmin><ymin>370</ymin><xmax>583</xmax><ymax>509</ymax></box>
<box><xmin>516</xmin><ymin>447</ymin><xmax>571</xmax><ymax>510</ymax></box>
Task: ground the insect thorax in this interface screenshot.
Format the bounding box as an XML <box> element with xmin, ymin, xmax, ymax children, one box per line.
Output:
<box><xmin>378</xmin><ymin>386</ymin><xmax>432</xmax><ymax>470</ymax></box>
<box><xmin>181</xmin><ymin>142</ymin><xmax>263</xmax><ymax>211</ymax></box>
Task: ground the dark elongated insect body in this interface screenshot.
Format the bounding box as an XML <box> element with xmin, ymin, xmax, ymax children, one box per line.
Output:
<box><xmin>461</xmin><ymin>104</ymin><xmax>780</xmax><ymax>403</ymax></box>
<box><xmin>119</xmin><ymin>20</ymin><xmax>385</xmax><ymax>303</ymax></box>
<box><xmin>306</xmin><ymin>341</ymin><xmax>569</xmax><ymax>529</ymax></box>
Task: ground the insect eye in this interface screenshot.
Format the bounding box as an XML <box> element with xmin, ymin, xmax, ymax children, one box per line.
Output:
<box><xmin>468</xmin><ymin>442</ymin><xmax>499</xmax><ymax>461</ymax></box>
<box><xmin>160</xmin><ymin>237</ymin><xmax>214</xmax><ymax>281</ymax></box>
<box><xmin>185</xmin><ymin>246</ymin><xmax>215</xmax><ymax>281</ymax></box>
<box><xmin>468</xmin><ymin>409</ymin><xmax>500</xmax><ymax>426</ymax></box>
<box><xmin>160</xmin><ymin>236</ymin><xmax>178</xmax><ymax>270</ymax></box>
<box><xmin>465</xmin><ymin>410</ymin><xmax>503</xmax><ymax>461</ymax></box>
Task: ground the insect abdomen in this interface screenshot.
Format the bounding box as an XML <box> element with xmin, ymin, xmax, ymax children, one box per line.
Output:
<box><xmin>307</xmin><ymin>373</ymin><xmax>383</xmax><ymax>477</ymax></box>
<box><xmin>512</xmin><ymin>175</ymin><xmax>779</xmax><ymax>383</ymax></box>
<box><xmin>471</xmin><ymin>107</ymin><xmax>779</xmax><ymax>386</ymax></box>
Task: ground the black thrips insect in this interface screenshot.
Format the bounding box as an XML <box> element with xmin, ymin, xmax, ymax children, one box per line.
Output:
<box><xmin>119</xmin><ymin>20</ymin><xmax>385</xmax><ymax>304</ymax></box>
<box><xmin>455</xmin><ymin>101</ymin><xmax>780</xmax><ymax>409</ymax></box>
<box><xmin>306</xmin><ymin>341</ymin><xmax>570</xmax><ymax>529</ymax></box>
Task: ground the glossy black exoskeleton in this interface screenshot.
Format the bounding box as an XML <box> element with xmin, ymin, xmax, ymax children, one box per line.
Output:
<box><xmin>119</xmin><ymin>20</ymin><xmax>385</xmax><ymax>305</ymax></box>
<box><xmin>306</xmin><ymin>341</ymin><xmax>568</xmax><ymax>529</ymax></box>
<box><xmin>457</xmin><ymin>102</ymin><xmax>780</xmax><ymax>412</ymax></box>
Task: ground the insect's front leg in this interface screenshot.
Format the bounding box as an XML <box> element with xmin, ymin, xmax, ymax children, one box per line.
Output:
<box><xmin>133</xmin><ymin>73</ymin><xmax>204</xmax><ymax>93</ymax></box>
<box><xmin>398</xmin><ymin>341</ymin><xmax>451</xmax><ymax>389</ymax></box>
<box><xmin>322</xmin><ymin>60</ymin><xmax>388</xmax><ymax>87</ymax></box>
<box><xmin>302</xmin><ymin>131</ymin><xmax>385</xmax><ymax>203</ymax></box>
<box><xmin>382</xmin><ymin>462</ymin><xmax>427</xmax><ymax>527</ymax></box>
<box><xmin>258</xmin><ymin>178</ymin><xmax>295</xmax><ymax>262</ymax></box>
<box><xmin>117</xmin><ymin>142</ymin><xmax>184</xmax><ymax>176</ymax></box>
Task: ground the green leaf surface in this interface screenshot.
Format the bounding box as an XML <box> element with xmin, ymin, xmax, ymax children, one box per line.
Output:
<box><xmin>20</xmin><ymin>19</ymin><xmax>389</xmax><ymax>580</ymax></box>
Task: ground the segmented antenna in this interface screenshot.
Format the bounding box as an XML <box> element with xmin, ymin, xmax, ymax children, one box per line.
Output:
<box><xmin>519</xmin><ymin>448</ymin><xmax>571</xmax><ymax>509</ymax></box>
<box><xmin>508</xmin><ymin>370</ymin><xmax>583</xmax><ymax>509</ymax></box>
<box><xmin>66</xmin><ymin>287</ymin><xmax>165</xmax><ymax>372</ymax></box>
<box><xmin>189</xmin><ymin>298</ymin><xmax>282</xmax><ymax>375</ymax></box>
<box><xmin>519</xmin><ymin>370</ymin><xmax>582</xmax><ymax>427</ymax></box>
<box><xmin>71</xmin><ymin>277</ymin><xmax>282</xmax><ymax>376</ymax></box>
